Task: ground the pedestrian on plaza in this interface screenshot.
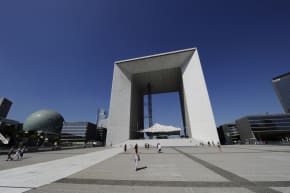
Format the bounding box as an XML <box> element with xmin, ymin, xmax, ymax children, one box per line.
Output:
<box><xmin>20</xmin><ymin>146</ymin><xmax>25</xmax><ymax>159</ymax></box>
<box><xmin>134</xmin><ymin>143</ymin><xmax>138</xmax><ymax>154</ymax></box>
<box><xmin>157</xmin><ymin>143</ymin><xmax>162</xmax><ymax>153</ymax></box>
<box><xmin>145</xmin><ymin>143</ymin><xmax>149</xmax><ymax>149</ymax></box>
<box><xmin>6</xmin><ymin>147</ymin><xmax>14</xmax><ymax>161</ymax></box>
<box><xmin>15</xmin><ymin>147</ymin><xmax>21</xmax><ymax>160</ymax></box>
<box><xmin>124</xmin><ymin>144</ymin><xmax>127</xmax><ymax>152</ymax></box>
<box><xmin>217</xmin><ymin>142</ymin><xmax>222</xmax><ymax>152</ymax></box>
<box><xmin>134</xmin><ymin>143</ymin><xmax>140</xmax><ymax>171</ymax></box>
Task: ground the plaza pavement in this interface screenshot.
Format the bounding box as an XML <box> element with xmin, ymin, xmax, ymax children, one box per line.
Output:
<box><xmin>0</xmin><ymin>147</ymin><xmax>122</xmax><ymax>193</ymax></box>
<box><xmin>1</xmin><ymin>145</ymin><xmax>290</xmax><ymax>193</ymax></box>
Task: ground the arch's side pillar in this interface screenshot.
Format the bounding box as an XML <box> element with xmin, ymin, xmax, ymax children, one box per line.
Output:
<box><xmin>180</xmin><ymin>87</ymin><xmax>192</xmax><ymax>138</ymax></box>
<box><xmin>107</xmin><ymin>65</ymin><xmax>132</xmax><ymax>145</ymax></box>
<box><xmin>181</xmin><ymin>51</ymin><xmax>219</xmax><ymax>143</ymax></box>
<box><xmin>129</xmin><ymin>82</ymin><xmax>143</xmax><ymax>139</ymax></box>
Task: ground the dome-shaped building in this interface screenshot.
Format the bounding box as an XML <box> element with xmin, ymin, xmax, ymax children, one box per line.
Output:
<box><xmin>23</xmin><ymin>110</ymin><xmax>64</xmax><ymax>135</ymax></box>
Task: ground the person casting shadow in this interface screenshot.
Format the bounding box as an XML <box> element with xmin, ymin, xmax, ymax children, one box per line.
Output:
<box><xmin>6</xmin><ymin>147</ymin><xmax>14</xmax><ymax>161</ymax></box>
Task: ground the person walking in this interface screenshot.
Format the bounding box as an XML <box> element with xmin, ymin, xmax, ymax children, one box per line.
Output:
<box><xmin>20</xmin><ymin>146</ymin><xmax>25</xmax><ymax>159</ymax></box>
<box><xmin>217</xmin><ymin>142</ymin><xmax>222</xmax><ymax>152</ymax></box>
<box><xmin>15</xmin><ymin>147</ymin><xmax>21</xmax><ymax>160</ymax></box>
<box><xmin>157</xmin><ymin>143</ymin><xmax>162</xmax><ymax>153</ymax></box>
<box><xmin>134</xmin><ymin>143</ymin><xmax>140</xmax><ymax>171</ymax></box>
<box><xmin>6</xmin><ymin>147</ymin><xmax>14</xmax><ymax>161</ymax></box>
<box><xmin>124</xmin><ymin>144</ymin><xmax>127</xmax><ymax>152</ymax></box>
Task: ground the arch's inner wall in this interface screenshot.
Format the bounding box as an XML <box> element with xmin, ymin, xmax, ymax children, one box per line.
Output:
<box><xmin>129</xmin><ymin>68</ymin><xmax>187</xmax><ymax>139</ymax></box>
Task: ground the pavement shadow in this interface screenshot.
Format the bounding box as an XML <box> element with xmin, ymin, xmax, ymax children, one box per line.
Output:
<box><xmin>5</xmin><ymin>157</ymin><xmax>32</xmax><ymax>161</ymax></box>
<box><xmin>136</xmin><ymin>166</ymin><xmax>147</xmax><ymax>171</ymax></box>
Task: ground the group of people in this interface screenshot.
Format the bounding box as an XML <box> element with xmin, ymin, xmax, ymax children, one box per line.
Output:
<box><xmin>6</xmin><ymin>146</ymin><xmax>25</xmax><ymax>161</ymax></box>
<box><xmin>144</xmin><ymin>143</ymin><xmax>150</xmax><ymax>149</ymax></box>
<box><xmin>125</xmin><ymin>141</ymin><xmax>221</xmax><ymax>171</ymax></box>
<box><xmin>199</xmin><ymin>141</ymin><xmax>222</xmax><ymax>151</ymax></box>
<box><xmin>123</xmin><ymin>142</ymin><xmax>162</xmax><ymax>171</ymax></box>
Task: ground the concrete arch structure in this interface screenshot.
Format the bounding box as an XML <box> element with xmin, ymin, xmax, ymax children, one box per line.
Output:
<box><xmin>107</xmin><ymin>48</ymin><xmax>219</xmax><ymax>145</ymax></box>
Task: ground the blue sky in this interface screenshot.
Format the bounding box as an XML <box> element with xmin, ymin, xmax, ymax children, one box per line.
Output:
<box><xmin>0</xmin><ymin>0</ymin><xmax>289</xmax><ymax>127</ymax></box>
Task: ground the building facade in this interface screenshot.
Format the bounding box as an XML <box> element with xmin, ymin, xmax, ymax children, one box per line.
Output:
<box><xmin>236</xmin><ymin>114</ymin><xmax>290</xmax><ymax>143</ymax></box>
<box><xmin>272</xmin><ymin>72</ymin><xmax>290</xmax><ymax>113</ymax></box>
<box><xmin>96</xmin><ymin>128</ymin><xmax>107</xmax><ymax>146</ymax></box>
<box><xmin>0</xmin><ymin>117</ymin><xmax>21</xmax><ymax>146</ymax></box>
<box><xmin>0</xmin><ymin>98</ymin><xmax>22</xmax><ymax>146</ymax></box>
<box><xmin>61</xmin><ymin>122</ymin><xmax>97</xmax><ymax>144</ymax></box>
<box><xmin>96</xmin><ymin>108</ymin><xmax>108</xmax><ymax>128</ymax></box>
<box><xmin>217</xmin><ymin>123</ymin><xmax>240</xmax><ymax>145</ymax></box>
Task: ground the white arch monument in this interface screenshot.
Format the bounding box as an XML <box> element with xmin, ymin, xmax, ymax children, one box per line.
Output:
<box><xmin>107</xmin><ymin>48</ymin><xmax>219</xmax><ymax>146</ymax></box>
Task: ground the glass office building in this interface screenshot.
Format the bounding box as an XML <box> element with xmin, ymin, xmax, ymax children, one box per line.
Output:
<box><xmin>236</xmin><ymin>114</ymin><xmax>290</xmax><ymax>143</ymax></box>
<box><xmin>217</xmin><ymin>123</ymin><xmax>240</xmax><ymax>145</ymax></box>
<box><xmin>61</xmin><ymin>122</ymin><xmax>97</xmax><ymax>144</ymax></box>
<box><xmin>272</xmin><ymin>72</ymin><xmax>290</xmax><ymax>113</ymax></box>
<box><xmin>96</xmin><ymin>128</ymin><xmax>107</xmax><ymax>146</ymax></box>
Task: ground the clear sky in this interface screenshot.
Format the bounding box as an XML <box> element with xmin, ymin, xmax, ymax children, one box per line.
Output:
<box><xmin>0</xmin><ymin>0</ymin><xmax>290</xmax><ymax>128</ymax></box>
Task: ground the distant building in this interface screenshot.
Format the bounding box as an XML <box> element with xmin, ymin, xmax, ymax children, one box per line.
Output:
<box><xmin>96</xmin><ymin>127</ymin><xmax>107</xmax><ymax>146</ymax></box>
<box><xmin>98</xmin><ymin>119</ymin><xmax>108</xmax><ymax>128</ymax></box>
<box><xmin>217</xmin><ymin>72</ymin><xmax>290</xmax><ymax>145</ymax></box>
<box><xmin>0</xmin><ymin>117</ymin><xmax>21</xmax><ymax>146</ymax></box>
<box><xmin>272</xmin><ymin>72</ymin><xmax>290</xmax><ymax>113</ymax></box>
<box><xmin>217</xmin><ymin>123</ymin><xmax>240</xmax><ymax>145</ymax></box>
<box><xmin>96</xmin><ymin>108</ymin><xmax>108</xmax><ymax>128</ymax></box>
<box><xmin>61</xmin><ymin>122</ymin><xmax>97</xmax><ymax>144</ymax></box>
<box><xmin>23</xmin><ymin>110</ymin><xmax>64</xmax><ymax>135</ymax></box>
<box><xmin>236</xmin><ymin>114</ymin><xmax>290</xmax><ymax>143</ymax></box>
<box><xmin>0</xmin><ymin>98</ymin><xmax>12</xmax><ymax>118</ymax></box>
<box><xmin>0</xmin><ymin>98</ymin><xmax>21</xmax><ymax>146</ymax></box>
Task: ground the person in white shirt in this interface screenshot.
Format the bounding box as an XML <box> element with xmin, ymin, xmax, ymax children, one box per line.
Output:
<box><xmin>157</xmin><ymin>143</ymin><xmax>162</xmax><ymax>153</ymax></box>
